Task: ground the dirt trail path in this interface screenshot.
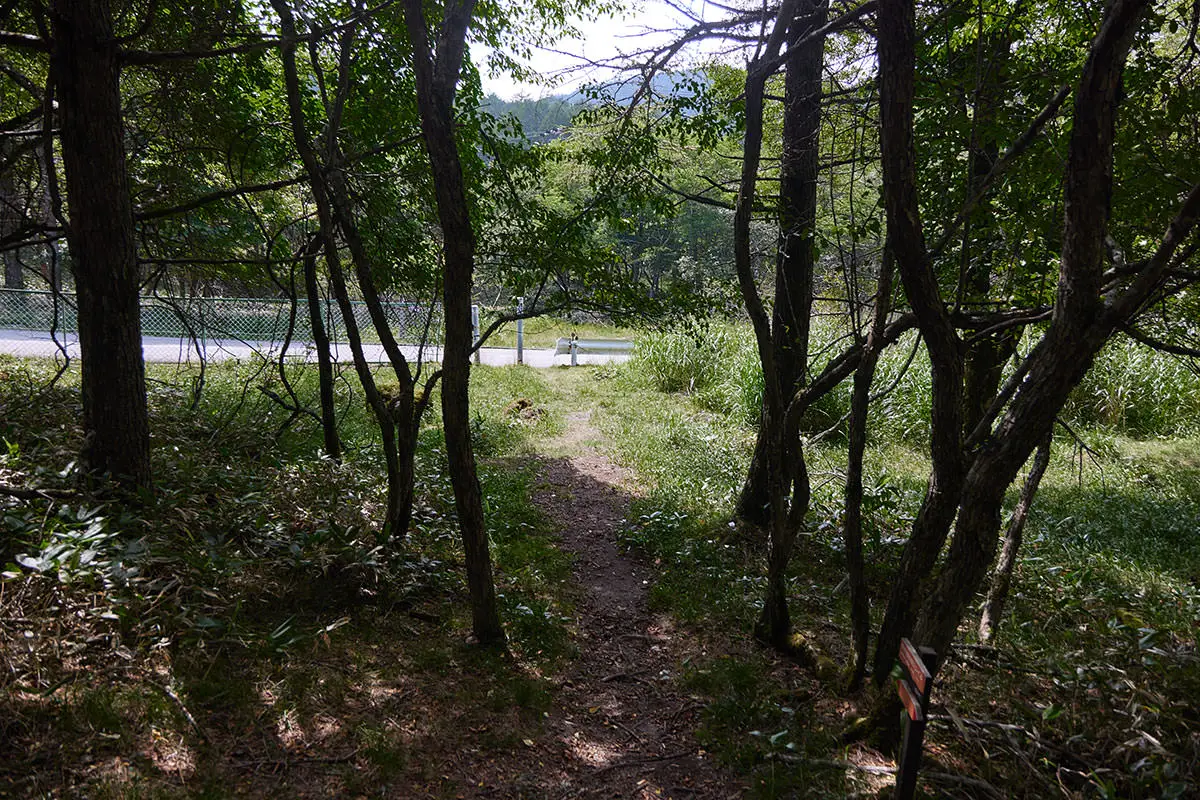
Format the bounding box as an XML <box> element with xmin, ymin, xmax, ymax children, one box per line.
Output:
<box><xmin>510</xmin><ymin>409</ymin><xmax>742</xmax><ymax>799</ymax></box>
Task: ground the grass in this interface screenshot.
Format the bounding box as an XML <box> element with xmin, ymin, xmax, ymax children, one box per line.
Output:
<box><xmin>0</xmin><ymin>354</ymin><xmax>575</xmax><ymax>797</ymax></box>
<box><xmin>3</xmin><ymin>333</ymin><xmax>1199</xmax><ymax>798</ymax></box>
<box><xmin>628</xmin><ymin>321</ymin><xmax>1200</xmax><ymax>445</ymax></box>
<box><xmin>600</xmin><ymin>343</ymin><xmax>1200</xmax><ymax>799</ymax></box>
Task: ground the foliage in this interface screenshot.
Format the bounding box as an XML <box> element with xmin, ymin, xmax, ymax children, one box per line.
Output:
<box><xmin>1064</xmin><ymin>336</ymin><xmax>1200</xmax><ymax>436</ymax></box>
<box><xmin>0</xmin><ymin>358</ymin><xmax>574</xmax><ymax>794</ymax></box>
<box><xmin>606</xmin><ymin>328</ymin><xmax>1200</xmax><ymax>798</ymax></box>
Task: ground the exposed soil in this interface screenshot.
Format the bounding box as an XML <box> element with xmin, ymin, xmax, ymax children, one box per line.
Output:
<box><xmin>488</xmin><ymin>408</ymin><xmax>744</xmax><ymax>799</ymax></box>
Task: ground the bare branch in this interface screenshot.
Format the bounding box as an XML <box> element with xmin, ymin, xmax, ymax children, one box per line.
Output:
<box><xmin>0</xmin><ymin>30</ymin><xmax>49</xmax><ymax>52</ymax></box>
<box><xmin>1120</xmin><ymin>323</ymin><xmax>1200</xmax><ymax>359</ymax></box>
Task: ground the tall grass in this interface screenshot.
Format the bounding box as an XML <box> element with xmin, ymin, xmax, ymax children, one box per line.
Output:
<box><xmin>1065</xmin><ymin>336</ymin><xmax>1200</xmax><ymax>436</ymax></box>
<box><xmin>627</xmin><ymin>321</ymin><xmax>928</xmax><ymax>442</ymax></box>
<box><xmin>627</xmin><ymin>323</ymin><xmax>1200</xmax><ymax>442</ymax></box>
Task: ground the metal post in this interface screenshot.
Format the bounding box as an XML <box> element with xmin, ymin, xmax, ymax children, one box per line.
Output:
<box><xmin>516</xmin><ymin>297</ymin><xmax>524</xmax><ymax>365</ymax></box>
<box><xmin>471</xmin><ymin>304</ymin><xmax>481</xmax><ymax>365</ymax></box>
<box><xmin>570</xmin><ymin>337</ymin><xmax>578</xmax><ymax>367</ymax></box>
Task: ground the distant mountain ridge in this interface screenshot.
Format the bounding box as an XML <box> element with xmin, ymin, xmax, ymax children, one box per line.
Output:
<box><xmin>482</xmin><ymin>71</ymin><xmax>707</xmax><ymax>140</ymax></box>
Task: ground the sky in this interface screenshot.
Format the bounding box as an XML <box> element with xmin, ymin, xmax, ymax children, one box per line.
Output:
<box><xmin>477</xmin><ymin>0</ymin><xmax>724</xmax><ymax>100</ymax></box>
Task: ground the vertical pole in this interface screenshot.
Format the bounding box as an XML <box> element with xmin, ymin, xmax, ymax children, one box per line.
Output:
<box><xmin>894</xmin><ymin>642</ymin><xmax>937</xmax><ymax>800</ymax></box>
<box><xmin>471</xmin><ymin>303</ymin><xmax>480</xmax><ymax>365</ymax></box>
<box><xmin>570</xmin><ymin>338</ymin><xmax>578</xmax><ymax>367</ymax></box>
<box><xmin>516</xmin><ymin>296</ymin><xmax>524</xmax><ymax>365</ymax></box>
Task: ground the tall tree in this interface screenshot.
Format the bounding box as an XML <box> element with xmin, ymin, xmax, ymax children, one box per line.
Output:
<box><xmin>869</xmin><ymin>0</ymin><xmax>1200</xmax><ymax>710</ymax></box>
<box><xmin>404</xmin><ymin>0</ymin><xmax>505</xmax><ymax>646</ymax></box>
<box><xmin>49</xmin><ymin>0</ymin><xmax>151</xmax><ymax>488</ymax></box>
<box><xmin>736</xmin><ymin>0</ymin><xmax>828</xmax><ymax>529</ymax></box>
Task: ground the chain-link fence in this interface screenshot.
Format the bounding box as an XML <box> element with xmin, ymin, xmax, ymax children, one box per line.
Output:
<box><xmin>0</xmin><ymin>288</ymin><xmax>445</xmax><ymax>363</ymax></box>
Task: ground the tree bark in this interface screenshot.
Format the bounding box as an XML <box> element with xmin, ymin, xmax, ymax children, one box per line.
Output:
<box><xmin>1</xmin><ymin>141</ymin><xmax>25</xmax><ymax>289</ymax></box>
<box><xmin>958</xmin><ymin>25</ymin><xmax>1017</xmax><ymax>438</ymax></box>
<box><xmin>301</xmin><ymin>237</ymin><xmax>342</xmax><ymax>463</ymax></box>
<box><xmin>978</xmin><ymin>434</ymin><xmax>1051</xmax><ymax>644</ymax></box>
<box><xmin>404</xmin><ymin>0</ymin><xmax>505</xmax><ymax>647</ymax></box>
<box><xmin>736</xmin><ymin>0</ymin><xmax>826</xmax><ymax>528</ymax></box>
<box><xmin>731</xmin><ymin>0</ymin><xmax>805</xmax><ymax>652</ymax></box>
<box><xmin>842</xmin><ymin>248</ymin><xmax>894</xmax><ymax>690</ymax></box>
<box><xmin>872</xmin><ymin>0</ymin><xmax>967</xmax><ymax>684</ymax></box>
<box><xmin>50</xmin><ymin>0</ymin><xmax>151</xmax><ymax>489</ymax></box>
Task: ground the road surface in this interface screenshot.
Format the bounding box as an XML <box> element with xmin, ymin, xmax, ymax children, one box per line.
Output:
<box><xmin>0</xmin><ymin>328</ymin><xmax>630</xmax><ymax>368</ymax></box>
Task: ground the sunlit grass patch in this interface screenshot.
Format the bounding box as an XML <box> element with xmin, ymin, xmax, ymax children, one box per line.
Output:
<box><xmin>475</xmin><ymin>314</ymin><xmax>639</xmax><ymax>350</ymax></box>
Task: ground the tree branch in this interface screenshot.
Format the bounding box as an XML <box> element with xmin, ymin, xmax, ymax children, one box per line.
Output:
<box><xmin>0</xmin><ymin>30</ymin><xmax>49</xmax><ymax>52</ymax></box>
<box><xmin>1119</xmin><ymin>323</ymin><xmax>1200</xmax><ymax>358</ymax></box>
<box><xmin>119</xmin><ymin>1</ymin><xmax>395</xmax><ymax>66</ymax></box>
<box><xmin>135</xmin><ymin>174</ymin><xmax>309</xmax><ymax>222</ymax></box>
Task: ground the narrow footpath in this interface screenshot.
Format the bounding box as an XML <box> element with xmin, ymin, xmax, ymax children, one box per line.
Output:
<box><xmin>501</xmin><ymin>409</ymin><xmax>743</xmax><ymax>799</ymax></box>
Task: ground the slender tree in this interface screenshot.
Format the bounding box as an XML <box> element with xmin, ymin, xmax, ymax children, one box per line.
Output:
<box><xmin>300</xmin><ymin>237</ymin><xmax>342</xmax><ymax>463</ymax></box>
<box><xmin>404</xmin><ymin>0</ymin><xmax>505</xmax><ymax>646</ymax></box>
<box><xmin>736</xmin><ymin>0</ymin><xmax>828</xmax><ymax>530</ymax></box>
<box><xmin>841</xmin><ymin>248</ymin><xmax>895</xmax><ymax>689</ymax></box>
<box><xmin>978</xmin><ymin>433</ymin><xmax>1052</xmax><ymax>644</ymax></box>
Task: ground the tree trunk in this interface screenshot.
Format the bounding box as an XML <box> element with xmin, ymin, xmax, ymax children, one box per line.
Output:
<box><xmin>301</xmin><ymin>239</ymin><xmax>341</xmax><ymax>463</ymax></box>
<box><xmin>734</xmin><ymin>0</ymin><xmax>799</xmax><ymax>650</ymax></box>
<box><xmin>958</xmin><ymin>28</ymin><xmax>1016</xmax><ymax>439</ymax></box>
<box><xmin>736</xmin><ymin>0</ymin><xmax>827</xmax><ymax>528</ymax></box>
<box><xmin>979</xmin><ymin>434</ymin><xmax>1051</xmax><ymax>644</ymax></box>
<box><xmin>909</xmin><ymin>0</ymin><xmax>1158</xmax><ymax>676</ymax></box>
<box><xmin>404</xmin><ymin>0</ymin><xmax>505</xmax><ymax>647</ymax></box>
<box><xmin>872</xmin><ymin>0</ymin><xmax>967</xmax><ymax>685</ymax></box>
<box><xmin>272</xmin><ymin>0</ymin><xmax>408</xmax><ymax>540</ymax></box>
<box><xmin>50</xmin><ymin>0</ymin><xmax>151</xmax><ymax>489</ymax></box>
<box><xmin>842</xmin><ymin>249</ymin><xmax>894</xmax><ymax>690</ymax></box>
<box><xmin>858</xmin><ymin>0</ymin><xmax>1199</xmax><ymax>751</ymax></box>
<box><xmin>1</xmin><ymin>141</ymin><xmax>25</xmax><ymax>289</ymax></box>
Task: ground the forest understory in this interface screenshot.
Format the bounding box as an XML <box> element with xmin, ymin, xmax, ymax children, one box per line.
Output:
<box><xmin>2</xmin><ymin>356</ymin><xmax>1198</xmax><ymax>799</ymax></box>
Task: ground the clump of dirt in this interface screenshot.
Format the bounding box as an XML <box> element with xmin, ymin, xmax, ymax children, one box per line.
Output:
<box><xmin>504</xmin><ymin>397</ymin><xmax>546</xmax><ymax>424</ymax></box>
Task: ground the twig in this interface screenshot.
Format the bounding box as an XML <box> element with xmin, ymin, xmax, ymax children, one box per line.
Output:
<box><xmin>613</xmin><ymin>720</ymin><xmax>643</xmax><ymax>744</ymax></box>
<box><xmin>140</xmin><ymin>677</ymin><xmax>208</xmax><ymax>743</ymax></box>
<box><xmin>593</xmin><ymin>749</ymin><xmax>692</xmax><ymax>775</ymax></box>
<box><xmin>232</xmin><ymin>748</ymin><xmax>360</xmax><ymax>769</ymax></box>
<box><xmin>0</xmin><ymin>484</ymin><xmax>75</xmax><ymax>500</ymax></box>
<box><xmin>787</xmin><ymin>756</ymin><xmax>895</xmax><ymax>774</ymax></box>
<box><xmin>924</xmin><ymin>770</ymin><xmax>1007</xmax><ymax>799</ymax></box>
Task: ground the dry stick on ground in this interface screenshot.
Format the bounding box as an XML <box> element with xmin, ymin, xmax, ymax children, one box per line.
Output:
<box><xmin>592</xmin><ymin>750</ymin><xmax>693</xmax><ymax>776</ymax></box>
<box><xmin>0</xmin><ymin>484</ymin><xmax>75</xmax><ymax>500</ymax></box>
<box><xmin>140</xmin><ymin>678</ymin><xmax>209</xmax><ymax>743</ymax></box>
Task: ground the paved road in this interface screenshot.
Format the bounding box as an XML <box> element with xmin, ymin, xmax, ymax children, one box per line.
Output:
<box><xmin>0</xmin><ymin>328</ymin><xmax>630</xmax><ymax>368</ymax></box>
